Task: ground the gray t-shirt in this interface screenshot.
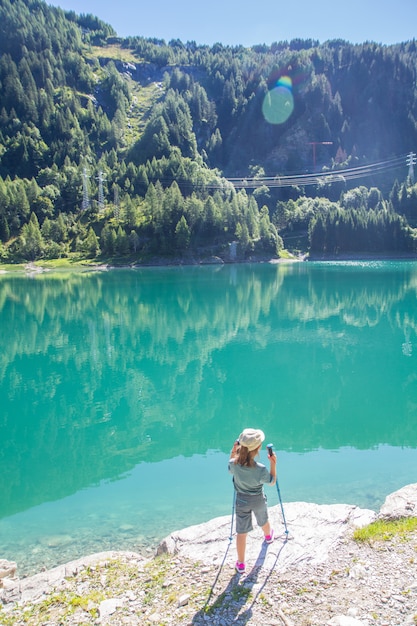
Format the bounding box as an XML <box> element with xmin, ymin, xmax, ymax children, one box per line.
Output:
<box><xmin>228</xmin><ymin>459</ymin><xmax>272</xmax><ymax>495</ymax></box>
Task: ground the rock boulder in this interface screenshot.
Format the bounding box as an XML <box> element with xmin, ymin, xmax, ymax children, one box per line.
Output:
<box><xmin>157</xmin><ymin>501</ymin><xmax>375</xmax><ymax>573</ymax></box>
<box><xmin>377</xmin><ymin>483</ymin><xmax>417</xmax><ymax>520</ymax></box>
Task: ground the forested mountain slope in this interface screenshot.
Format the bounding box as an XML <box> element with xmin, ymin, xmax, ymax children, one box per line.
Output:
<box><xmin>1</xmin><ymin>0</ymin><xmax>417</xmax><ymax>261</ymax></box>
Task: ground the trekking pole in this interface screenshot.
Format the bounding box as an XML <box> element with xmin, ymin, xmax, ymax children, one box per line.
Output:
<box><xmin>204</xmin><ymin>485</ymin><xmax>236</xmax><ymax>609</ymax></box>
<box><xmin>229</xmin><ymin>489</ymin><xmax>236</xmax><ymax>541</ymax></box>
<box><xmin>267</xmin><ymin>443</ymin><xmax>289</xmax><ymax>538</ymax></box>
<box><xmin>229</xmin><ymin>439</ymin><xmax>239</xmax><ymax>541</ymax></box>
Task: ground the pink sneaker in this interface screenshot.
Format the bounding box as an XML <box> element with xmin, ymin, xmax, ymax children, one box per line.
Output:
<box><xmin>235</xmin><ymin>561</ymin><xmax>245</xmax><ymax>573</ymax></box>
<box><xmin>265</xmin><ymin>529</ymin><xmax>275</xmax><ymax>544</ymax></box>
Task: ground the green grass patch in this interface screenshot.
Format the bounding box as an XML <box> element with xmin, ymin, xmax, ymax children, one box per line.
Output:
<box><xmin>86</xmin><ymin>44</ymin><xmax>141</xmax><ymax>64</ymax></box>
<box><xmin>0</xmin><ymin>263</ymin><xmax>27</xmax><ymax>272</ymax></box>
<box><xmin>353</xmin><ymin>517</ymin><xmax>417</xmax><ymax>543</ymax></box>
<box><xmin>34</xmin><ymin>256</ymin><xmax>103</xmax><ymax>269</ymax></box>
<box><xmin>278</xmin><ymin>248</ymin><xmax>301</xmax><ymax>260</ymax></box>
<box><xmin>124</xmin><ymin>80</ymin><xmax>164</xmax><ymax>144</ymax></box>
<box><xmin>0</xmin><ymin>256</ymin><xmax>109</xmax><ymax>273</ymax></box>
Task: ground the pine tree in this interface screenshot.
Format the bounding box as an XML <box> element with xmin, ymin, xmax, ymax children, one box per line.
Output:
<box><xmin>0</xmin><ymin>212</ymin><xmax>10</xmax><ymax>242</ymax></box>
<box><xmin>175</xmin><ymin>215</ymin><xmax>190</xmax><ymax>251</ymax></box>
<box><xmin>18</xmin><ymin>212</ymin><xmax>44</xmax><ymax>260</ymax></box>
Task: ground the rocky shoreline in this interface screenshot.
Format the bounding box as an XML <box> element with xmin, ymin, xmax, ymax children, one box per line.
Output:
<box><xmin>1</xmin><ymin>484</ymin><xmax>417</xmax><ymax>626</ymax></box>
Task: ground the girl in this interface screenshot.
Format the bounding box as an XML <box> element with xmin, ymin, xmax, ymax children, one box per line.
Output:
<box><xmin>228</xmin><ymin>427</ymin><xmax>277</xmax><ymax>573</ymax></box>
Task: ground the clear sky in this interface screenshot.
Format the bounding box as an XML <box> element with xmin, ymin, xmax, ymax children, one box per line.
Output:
<box><xmin>47</xmin><ymin>0</ymin><xmax>417</xmax><ymax>48</ymax></box>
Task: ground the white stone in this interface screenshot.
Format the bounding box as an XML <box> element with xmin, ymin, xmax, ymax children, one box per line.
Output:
<box><xmin>347</xmin><ymin>607</ymin><xmax>359</xmax><ymax>617</ymax></box>
<box><xmin>327</xmin><ymin>616</ymin><xmax>366</xmax><ymax>625</ymax></box>
<box><xmin>1</xmin><ymin>578</ymin><xmax>18</xmax><ymax>591</ymax></box>
<box><xmin>98</xmin><ymin>597</ymin><xmax>124</xmax><ymax>618</ymax></box>
<box><xmin>149</xmin><ymin>613</ymin><xmax>162</xmax><ymax>623</ymax></box>
<box><xmin>125</xmin><ymin>590</ymin><xmax>136</xmax><ymax>600</ymax></box>
<box><xmin>0</xmin><ymin>560</ymin><xmax>17</xmax><ymax>579</ymax></box>
<box><xmin>348</xmin><ymin>564</ymin><xmax>367</xmax><ymax>579</ymax></box>
<box><xmin>378</xmin><ymin>483</ymin><xmax>417</xmax><ymax>520</ymax></box>
<box><xmin>178</xmin><ymin>593</ymin><xmax>190</xmax><ymax>606</ymax></box>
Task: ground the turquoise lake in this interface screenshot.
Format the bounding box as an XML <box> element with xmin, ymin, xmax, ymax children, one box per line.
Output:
<box><xmin>1</xmin><ymin>260</ymin><xmax>417</xmax><ymax>575</ymax></box>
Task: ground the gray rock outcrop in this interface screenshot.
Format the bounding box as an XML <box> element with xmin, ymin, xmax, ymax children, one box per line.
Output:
<box><xmin>157</xmin><ymin>501</ymin><xmax>376</xmax><ymax>573</ymax></box>
<box><xmin>378</xmin><ymin>482</ymin><xmax>417</xmax><ymax>519</ymax></box>
<box><xmin>1</xmin><ymin>483</ymin><xmax>416</xmax><ymax>610</ymax></box>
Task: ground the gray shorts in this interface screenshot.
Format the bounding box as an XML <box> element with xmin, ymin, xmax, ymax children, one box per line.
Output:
<box><xmin>235</xmin><ymin>492</ymin><xmax>268</xmax><ymax>534</ymax></box>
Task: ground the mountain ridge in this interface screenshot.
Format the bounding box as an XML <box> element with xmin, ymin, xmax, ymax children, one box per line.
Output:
<box><xmin>1</xmin><ymin>0</ymin><xmax>417</xmax><ymax>261</ymax></box>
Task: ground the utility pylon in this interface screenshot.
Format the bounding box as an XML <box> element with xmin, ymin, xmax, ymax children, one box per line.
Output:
<box><xmin>97</xmin><ymin>171</ymin><xmax>106</xmax><ymax>212</ymax></box>
<box><xmin>406</xmin><ymin>152</ymin><xmax>416</xmax><ymax>185</ymax></box>
<box><xmin>113</xmin><ymin>185</ymin><xmax>120</xmax><ymax>220</ymax></box>
<box><xmin>308</xmin><ymin>141</ymin><xmax>333</xmax><ymax>172</ymax></box>
<box><xmin>82</xmin><ymin>167</ymin><xmax>90</xmax><ymax>210</ymax></box>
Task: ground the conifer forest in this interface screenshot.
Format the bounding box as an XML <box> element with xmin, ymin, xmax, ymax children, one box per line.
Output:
<box><xmin>1</xmin><ymin>0</ymin><xmax>417</xmax><ymax>262</ymax></box>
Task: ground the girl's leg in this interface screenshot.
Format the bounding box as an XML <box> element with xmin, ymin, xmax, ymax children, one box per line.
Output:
<box><xmin>236</xmin><ymin>532</ymin><xmax>247</xmax><ymax>563</ymax></box>
<box><xmin>261</xmin><ymin>521</ymin><xmax>271</xmax><ymax>537</ymax></box>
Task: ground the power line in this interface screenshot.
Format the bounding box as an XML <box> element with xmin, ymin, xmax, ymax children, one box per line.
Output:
<box><xmin>58</xmin><ymin>153</ymin><xmax>414</xmax><ymax>215</ymax></box>
<box><xmin>223</xmin><ymin>154</ymin><xmax>407</xmax><ymax>189</ymax></box>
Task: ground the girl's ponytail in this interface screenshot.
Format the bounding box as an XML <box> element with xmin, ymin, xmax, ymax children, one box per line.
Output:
<box><xmin>234</xmin><ymin>445</ymin><xmax>259</xmax><ymax>467</ymax></box>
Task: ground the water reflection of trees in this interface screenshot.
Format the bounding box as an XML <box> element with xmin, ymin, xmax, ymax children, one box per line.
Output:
<box><xmin>267</xmin><ymin>263</ymin><xmax>417</xmax><ymax>451</ymax></box>
<box><xmin>1</xmin><ymin>262</ymin><xmax>417</xmax><ymax>517</ymax></box>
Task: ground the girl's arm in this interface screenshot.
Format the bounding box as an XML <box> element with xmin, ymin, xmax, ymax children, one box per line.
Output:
<box><xmin>229</xmin><ymin>439</ymin><xmax>239</xmax><ymax>461</ymax></box>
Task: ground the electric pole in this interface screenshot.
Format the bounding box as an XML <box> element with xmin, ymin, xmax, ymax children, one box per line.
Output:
<box><xmin>82</xmin><ymin>167</ymin><xmax>90</xmax><ymax>210</ymax></box>
<box><xmin>97</xmin><ymin>171</ymin><xmax>106</xmax><ymax>212</ymax></box>
<box><xmin>113</xmin><ymin>184</ymin><xmax>120</xmax><ymax>220</ymax></box>
<box><xmin>308</xmin><ymin>141</ymin><xmax>333</xmax><ymax>172</ymax></box>
<box><xmin>406</xmin><ymin>151</ymin><xmax>416</xmax><ymax>185</ymax></box>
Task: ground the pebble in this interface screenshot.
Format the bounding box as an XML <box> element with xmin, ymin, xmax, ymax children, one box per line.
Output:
<box><xmin>178</xmin><ymin>593</ymin><xmax>190</xmax><ymax>606</ymax></box>
<box><xmin>328</xmin><ymin>617</ymin><xmax>366</xmax><ymax>626</ymax></box>
<box><xmin>98</xmin><ymin>598</ymin><xmax>124</xmax><ymax>618</ymax></box>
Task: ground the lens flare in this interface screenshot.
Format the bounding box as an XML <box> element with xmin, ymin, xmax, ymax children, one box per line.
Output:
<box><xmin>262</xmin><ymin>75</ymin><xmax>294</xmax><ymax>125</ymax></box>
<box><xmin>277</xmin><ymin>75</ymin><xmax>292</xmax><ymax>89</ymax></box>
